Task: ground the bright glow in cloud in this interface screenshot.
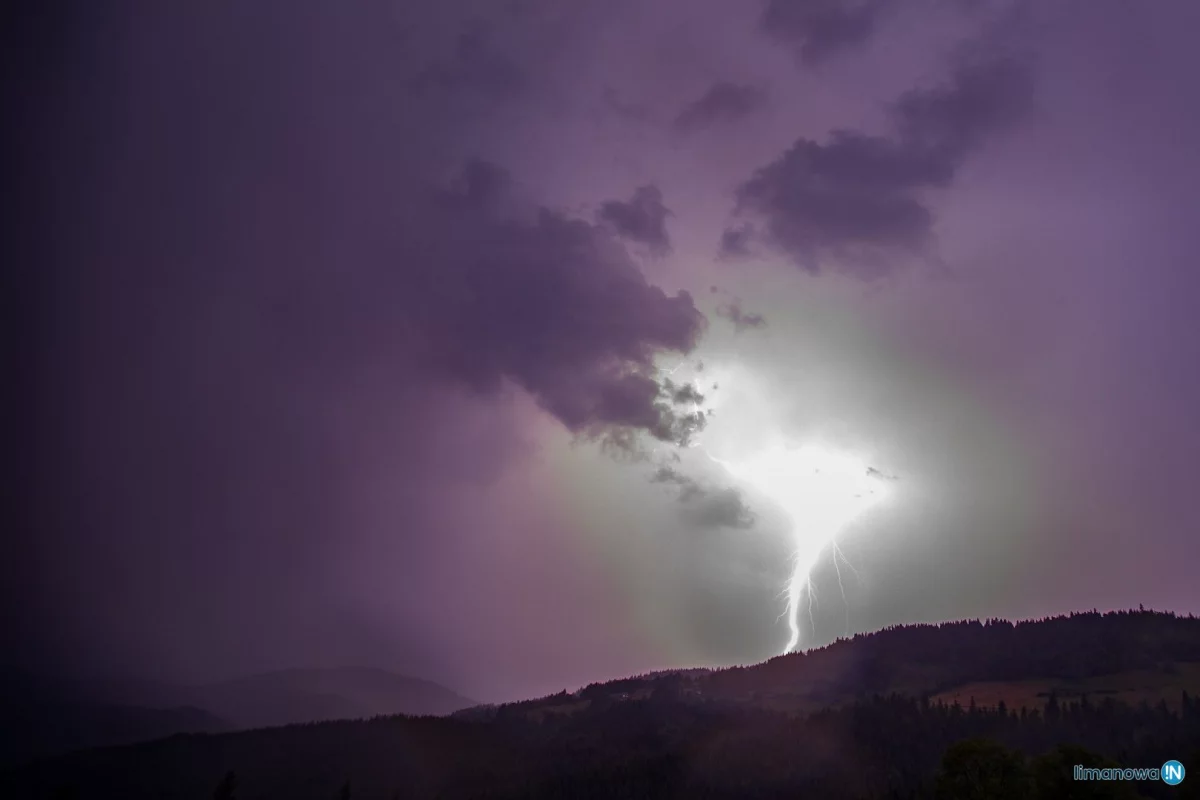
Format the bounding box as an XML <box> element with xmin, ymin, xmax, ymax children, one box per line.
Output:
<box><xmin>713</xmin><ymin>444</ymin><xmax>891</xmax><ymax>654</ymax></box>
<box><xmin>653</xmin><ymin>356</ymin><xmax>895</xmax><ymax>655</ymax></box>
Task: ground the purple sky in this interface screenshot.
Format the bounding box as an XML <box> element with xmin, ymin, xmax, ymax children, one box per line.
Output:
<box><xmin>6</xmin><ymin>0</ymin><xmax>1200</xmax><ymax>703</ymax></box>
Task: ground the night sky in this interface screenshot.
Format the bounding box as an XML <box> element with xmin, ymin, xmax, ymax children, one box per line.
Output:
<box><xmin>5</xmin><ymin>0</ymin><xmax>1199</xmax><ymax>704</ymax></box>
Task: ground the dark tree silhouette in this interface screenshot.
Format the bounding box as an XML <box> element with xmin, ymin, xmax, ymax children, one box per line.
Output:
<box><xmin>1030</xmin><ymin>744</ymin><xmax>1142</xmax><ymax>800</ymax></box>
<box><xmin>936</xmin><ymin>739</ymin><xmax>1030</xmax><ymax>800</ymax></box>
<box><xmin>213</xmin><ymin>771</ymin><xmax>238</xmax><ymax>800</ymax></box>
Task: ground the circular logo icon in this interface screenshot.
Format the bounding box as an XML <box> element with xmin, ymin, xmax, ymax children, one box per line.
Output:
<box><xmin>1162</xmin><ymin>760</ymin><xmax>1185</xmax><ymax>786</ymax></box>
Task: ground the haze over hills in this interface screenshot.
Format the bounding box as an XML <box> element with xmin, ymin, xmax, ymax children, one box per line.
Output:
<box><xmin>5</xmin><ymin>610</ymin><xmax>1200</xmax><ymax>799</ymax></box>
<box><xmin>0</xmin><ymin>666</ymin><xmax>476</xmax><ymax>768</ymax></box>
<box><xmin>208</xmin><ymin>667</ymin><xmax>478</xmax><ymax>727</ymax></box>
<box><xmin>90</xmin><ymin>666</ymin><xmax>478</xmax><ymax>729</ymax></box>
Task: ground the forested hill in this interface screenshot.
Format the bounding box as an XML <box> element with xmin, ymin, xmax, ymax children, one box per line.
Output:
<box><xmin>693</xmin><ymin>608</ymin><xmax>1200</xmax><ymax>710</ymax></box>
<box><xmin>494</xmin><ymin>608</ymin><xmax>1200</xmax><ymax>718</ymax></box>
<box><xmin>5</xmin><ymin>610</ymin><xmax>1200</xmax><ymax>800</ymax></box>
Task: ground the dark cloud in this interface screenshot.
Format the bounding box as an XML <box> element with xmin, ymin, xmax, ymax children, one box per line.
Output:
<box><xmin>716</xmin><ymin>301</ymin><xmax>768</xmax><ymax>332</ymax></box>
<box><xmin>724</xmin><ymin>55</ymin><xmax>1035</xmax><ymax>275</ymax></box>
<box><xmin>891</xmin><ymin>55</ymin><xmax>1036</xmax><ymax>163</ymax></box>
<box><xmin>664</xmin><ymin>378</ymin><xmax>706</xmax><ymax>406</ymax></box>
<box><xmin>651</xmin><ymin>465</ymin><xmax>705</xmax><ymax>501</ymax></box>
<box><xmin>598</xmin><ymin>428</ymin><xmax>654</xmax><ymax>463</ymax></box>
<box><xmin>673</xmin><ymin>83</ymin><xmax>769</xmax><ymax>133</ymax></box>
<box><xmin>728</xmin><ymin>130</ymin><xmax>942</xmax><ymax>272</ymax></box>
<box><xmin>761</xmin><ymin>0</ymin><xmax>889</xmax><ymax>66</ymax></box>
<box><xmin>598</xmin><ymin>184</ymin><xmax>673</xmax><ymax>255</ymax></box>
<box><xmin>602</xmin><ymin>86</ymin><xmax>653</xmax><ymax>124</ymax></box>
<box><xmin>718</xmin><ymin>224</ymin><xmax>757</xmax><ymax>259</ymax></box>
<box><xmin>451</xmin><ymin>158</ymin><xmax>513</xmax><ymax>208</ymax></box>
<box><xmin>413</xmin><ymin>24</ymin><xmax>526</xmax><ymax>97</ymax></box>
<box><xmin>685</xmin><ymin>487</ymin><xmax>758</xmax><ymax>530</ymax></box>
<box><xmin>650</xmin><ymin>466</ymin><xmax>756</xmax><ymax>529</ymax></box>
<box><xmin>653</xmin><ymin>404</ymin><xmax>709</xmax><ymax>448</ymax></box>
<box><xmin>414</xmin><ymin>163</ymin><xmax>704</xmax><ymax>446</ymax></box>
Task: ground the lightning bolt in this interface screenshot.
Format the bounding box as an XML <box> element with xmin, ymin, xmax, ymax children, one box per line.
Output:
<box><xmin>702</xmin><ymin>449</ymin><xmax>808</xmax><ymax>653</ymax></box>
<box><xmin>705</xmin><ymin>446</ymin><xmax>888</xmax><ymax>655</ymax></box>
<box><xmin>785</xmin><ymin>547</ymin><xmax>808</xmax><ymax>654</ymax></box>
<box><xmin>831</xmin><ymin>540</ymin><xmax>860</xmax><ymax>637</ymax></box>
<box><xmin>653</xmin><ymin>359</ymin><xmax>890</xmax><ymax>656</ymax></box>
<box><xmin>779</xmin><ymin>525</ymin><xmax>829</xmax><ymax>654</ymax></box>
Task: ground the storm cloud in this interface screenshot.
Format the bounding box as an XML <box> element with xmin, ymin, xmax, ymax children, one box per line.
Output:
<box><xmin>724</xmin><ymin>55</ymin><xmax>1035</xmax><ymax>275</ymax></box>
<box><xmin>412</xmin><ymin>24</ymin><xmax>527</xmax><ymax>97</ymax></box>
<box><xmin>651</xmin><ymin>466</ymin><xmax>756</xmax><ymax>530</ymax></box>
<box><xmin>413</xmin><ymin>163</ymin><xmax>704</xmax><ymax>444</ymax></box>
<box><xmin>673</xmin><ymin>83</ymin><xmax>769</xmax><ymax>133</ymax></box>
<box><xmin>598</xmin><ymin>184</ymin><xmax>674</xmax><ymax>256</ymax></box>
<box><xmin>716</xmin><ymin>301</ymin><xmax>768</xmax><ymax>332</ymax></box>
<box><xmin>10</xmin><ymin>0</ymin><xmax>1200</xmax><ymax>705</ymax></box>
<box><xmin>761</xmin><ymin>0</ymin><xmax>890</xmax><ymax>66</ymax></box>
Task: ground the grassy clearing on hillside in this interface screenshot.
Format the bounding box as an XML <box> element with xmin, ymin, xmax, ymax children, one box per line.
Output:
<box><xmin>931</xmin><ymin>661</ymin><xmax>1200</xmax><ymax>711</ymax></box>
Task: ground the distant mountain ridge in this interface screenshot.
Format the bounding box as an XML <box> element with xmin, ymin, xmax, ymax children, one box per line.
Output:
<box><xmin>180</xmin><ymin>666</ymin><xmax>478</xmax><ymax>728</ymax></box>
<box><xmin>0</xmin><ymin>666</ymin><xmax>476</xmax><ymax>767</ymax></box>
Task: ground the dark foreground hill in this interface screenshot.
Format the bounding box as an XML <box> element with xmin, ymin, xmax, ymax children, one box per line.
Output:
<box><xmin>0</xmin><ymin>696</ymin><xmax>229</xmax><ymax>773</ymax></box>
<box><xmin>5</xmin><ymin>610</ymin><xmax>1200</xmax><ymax>800</ymax></box>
